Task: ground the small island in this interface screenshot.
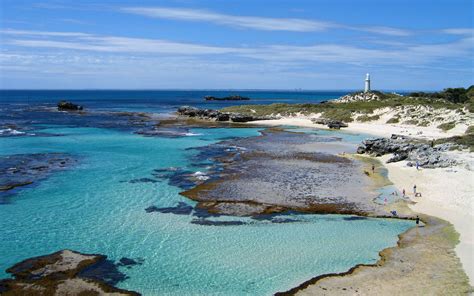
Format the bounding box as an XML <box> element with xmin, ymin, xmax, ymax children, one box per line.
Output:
<box><xmin>204</xmin><ymin>95</ymin><xmax>250</xmax><ymax>101</ymax></box>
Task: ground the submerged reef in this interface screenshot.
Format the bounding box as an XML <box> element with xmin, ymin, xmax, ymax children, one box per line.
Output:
<box><xmin>0</xmin><ymin>250</ymin><xmax>140</xmax><ymax>295</ymax></box>
<box><xmin>179</xmin><ymin>128</ymin><xmax>388</xmax><ymax>216</ymax></box>
<box><xmin>0</xmin><ymin>153</ymin><xmax>76</xmax><ymax>202</ymax></box>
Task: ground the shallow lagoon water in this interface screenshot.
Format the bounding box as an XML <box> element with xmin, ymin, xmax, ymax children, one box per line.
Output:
<box><xmin>0</xmin><ymin>124</ymin><xmax>414</xmax><ymax>295</ymax></box>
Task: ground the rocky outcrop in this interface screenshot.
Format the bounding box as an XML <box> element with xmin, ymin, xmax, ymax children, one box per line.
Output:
<box><xmin>356</xmin><ymin>134</ymin><xmax>457</xmax><ymax>168</ymax></box>
<box><xmin>177</xmin><ymin>106</ymin><xmax>276</xmax><ymax>123</ymax></box>
<box><xmin>0</xmin><ymin>250</ymin><xmax>139</xmax><ymax>295</ymax></box>
<box><xmin>311</xmin><ymin>118</ymin><xmax>349</xmax><ymax>129</ymax></box>
<box><xmin>57</xmin><ymin>100</ymin><xmax>83</xmax><ymax>111</ymax></box>
<box><xmin>205</xmin><ymin>95</ymin><xmax>250</xmax><ymax>101</ymax></box>
<box><xmin>333</xmin><ymin>91</ymin><xmax>382</xmax><ymax>103</ymax></box>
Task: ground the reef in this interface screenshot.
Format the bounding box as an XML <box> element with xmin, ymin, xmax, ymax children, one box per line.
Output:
<box><xmin>179</xmin><ymin>128</ymin><xmax>390</xmax><ymax>216</ymax></box>
<box><xmin>0</xmin><ymin>249</ymin><xmax>140</xmax><ymax>295</ymax></box>
<box><xmin>0</xmin><ymin>153</ymin><xmax>76</xmax><ymax>202</ymax></box>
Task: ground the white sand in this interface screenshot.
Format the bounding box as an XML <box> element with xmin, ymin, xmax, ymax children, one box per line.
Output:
<box><xmin>247</xmin><ymin>117</ymin><xmax>474</xmax><ymax>285</ymax></box>
<box><xmin>380</xmin><ymin>154</ymin><xmax>474</xmax><ymax>286</ymax></box>
<box><xmin>249</xmin><ymin>115</ymin><xmax>468</xmax><ymax>139</ymax></box>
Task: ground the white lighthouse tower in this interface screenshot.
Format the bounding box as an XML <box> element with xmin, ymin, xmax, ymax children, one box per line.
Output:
<box><xmin>364</xmin><ymin>73</ymin><xmax>371</xmax><ymax>93</ymax></box>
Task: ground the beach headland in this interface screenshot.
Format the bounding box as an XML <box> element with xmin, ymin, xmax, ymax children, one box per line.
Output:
<box><xmin>176</xmin><ymin>89</ymin><xmax>473</xmax><ymax>292</ymax></box>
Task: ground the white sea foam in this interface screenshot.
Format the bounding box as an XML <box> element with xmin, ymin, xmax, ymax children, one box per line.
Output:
<box><xmin>184</xmin><ymin>132</ymin><xmax>203</xmax><ymax>136</ymax></box>
<box><xmin>0</xmin><ymin>128</ymin><xmax>26</xmax><ymax>136</ymax></box>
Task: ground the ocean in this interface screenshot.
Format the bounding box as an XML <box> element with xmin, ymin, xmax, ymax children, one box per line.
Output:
<box><xmin>0</xmin><ymin>90</ymin><xmax>413</xmax><ymax>295</ymax></box>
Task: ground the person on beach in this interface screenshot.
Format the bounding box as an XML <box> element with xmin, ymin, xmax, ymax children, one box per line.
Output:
<box><xmin>371</xmin><ymin>164</ymin><xmax>375</xmax><ymax>174</ymax></box>
<box><xmin>402</xmin><ymin>189</ymin><xmax>406</xmax><ymax>196</ymax></box>
<box><xmin>413</xmin><ymin>185</ymin><xmax>417</xmax><ymax>194</ymax></box>
<box><xmin>416</xmin><ymin>216</ymin><xmax>420</xmax><ymax>226</ymax></box>
<box><xmin>416</xmin><ymin>161</ymin><xmax>419</xmax><ymax>170</ymax></box>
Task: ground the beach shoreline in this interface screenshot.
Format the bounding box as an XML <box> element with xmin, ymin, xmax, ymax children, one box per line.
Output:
<box><xmin>245</xmin><ymin>117</ymin><xmax>474</xmax><ymax>288</ymax></box>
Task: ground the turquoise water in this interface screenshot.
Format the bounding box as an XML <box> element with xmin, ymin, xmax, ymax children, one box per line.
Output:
<box><xmin>0</xmin><ymin>125</ymin><xmax>413</xmax><ymax>295</ymax></box>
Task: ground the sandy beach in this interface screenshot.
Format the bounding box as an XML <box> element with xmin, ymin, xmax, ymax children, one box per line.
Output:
<box><xmin>248</xmin><ymin>116</ymin><xmax>474</xmax><ymax>286</ymax></box>
<box><xmin>381</xmin><ymin>153</ymin><xmax>474</xmax><ymax>286</ymax></box>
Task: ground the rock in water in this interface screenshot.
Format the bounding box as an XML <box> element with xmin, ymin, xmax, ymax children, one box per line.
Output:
<box><xmin>0</xmin><ymin>250</ymin><xmax>139</xmax><ymax>295</ymax></box>
<box><xmin>57</xmin><ymin>100</ymin><xmax>83</xmax><ymax>111</ymax></box>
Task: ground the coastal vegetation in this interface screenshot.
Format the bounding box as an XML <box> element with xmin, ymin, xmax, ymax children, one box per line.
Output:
<box><xmin>437</xmin><ymin>121</ymin><xmax>456</xmax><ymax>131</ymax></box>
<box><xmin>221</xmin><ymin>88</ymin><xmax>472</xmax><ymax>127</ymax></box>
<box><xmin>434</xmin><ymin>126</ymin><xmax>474</xmax><ymax>152</ymax></box>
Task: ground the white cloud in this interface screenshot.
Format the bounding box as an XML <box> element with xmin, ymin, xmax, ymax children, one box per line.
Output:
<box><xmin>0</xmin><ymin>29</ymin><xmax>92</xmax><ymax>37</ymax></box>
<box><xmin>122</xmin><ymin>6</ymin><xmax>412</xmax><ymax>36</ymax></box>
<box><xmin>2</xmin><ymin>29</ymin><xmax>472</xmax><ymax>67</ymax></box>
<box><xmin>441</xmin><ymin>28</ymin><xmax>474</xmax><ymax>35</ymax></box>
<box><xmin>122</xmin><ymin>7</ymin><xmax>334</xmax><ymax>32</ymax></box>
<box><xmin>354</xmin><ymin>26</ymin><xmax>411</xmax><ymax>37</ymax></box>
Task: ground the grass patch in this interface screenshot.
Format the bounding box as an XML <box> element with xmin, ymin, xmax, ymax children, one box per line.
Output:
<box><xmin>386</xmin><ymin>116</ymin><xmax>400</xmax><ymax>124</ymax></box>
<box><xmin>418</xmin><ymin>120</ymin><xmax>431</xmax><ymax>127</ymax></box>
<box><xmin>404</xmin><ymin>119</ymin><xmax>419</xmax><ymax>125</ymax></box>
<box><xmin>435</xmin><ymin>133</ymin><xmax>474</xmax><ymax>152</ymax></box>
<box><xmin>465</xmin><ymin>126</ymin><xmax>474</xmax><ymax>135</ymax></box>
<box><xmin>437</xmin><ymin>121</ymin><xmax>456</xmax><ymax>131</ymax></box>
<box><xmin>357</xmin><ymin>114</ymin><xmax>380</xmax><ymax>122</ymax></box>
<box><xmin>321</xmin><ymin>108</ymin><xmax>354</xmax><ymax>122</ymax></box>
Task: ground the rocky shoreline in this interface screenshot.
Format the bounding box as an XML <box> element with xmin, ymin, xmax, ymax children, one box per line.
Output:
<box><xmin>356</xmin><ymin>134</ymin><xmax>458</xmax><ymax>168</ymax></box>
<box><xmin>0</xmin><ymin>250</ymin><xmax>140</xmax><ymax>295</ymax></box>
<box><xmin>177</xmin><ymin>106</ymin><xmax>277</xmax><ymax>123</ymax></box>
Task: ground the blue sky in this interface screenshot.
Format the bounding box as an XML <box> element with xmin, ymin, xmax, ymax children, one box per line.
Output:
<box><xmin>0</xmin><ymin>0</ymin><xmax>473</xmax><ymax>90</ymax></box>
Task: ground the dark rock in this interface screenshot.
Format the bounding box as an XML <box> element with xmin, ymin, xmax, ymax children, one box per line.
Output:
<box><xmin>145</xmin><ymin>202</ymin><xmax>193</xmax><ymax>215</ymax></box>
<box><xmin>357</xmin><ymin>137</ymin><xmax>456</xmax><ymax>168</ymax></box>
<box><xmin>190</xmin><ymin>219</ymin><xmax>246</xmax><ymax>226</ymax></box>
<box><xmin>311</xmin><ymin>118</ymin><xmax>348</xmax><ymax>129</ymax></box>
<box><xmin>387</xmin><ymin>152</ymin><xmax>408</xmax><ymax>163</ymax></box>
<box><xmin>177</xmin><ymin>106</ymin><xmax>275</xmax><ymax>122</ymax></box>
<box><xmin>129</xmin><ymin>178</ymin><xmax>158</xmax><ymax>183</ymax></box>
<box><xmin>57</xmin><ymin>100</ymin><xmax>83</xmax><ymax>111</ymax></box>
<box><xmin>229</xmin><ymin>114</ymin><xmax>255</xmax><ymax>123</ymax></box>
<box><xmin>117</xmin><ymin>257</ymin><xmax>143</xmax><ymax>266</ymax></box>
<box><xmin>327</xmin><ymin>121</ymin><xmax>349</xmax><ymax>129</ymax></box>
<box><xmin>216</xmin><ymin>113</ymin><xmax>230</xmax><ymax>121</ymax></box>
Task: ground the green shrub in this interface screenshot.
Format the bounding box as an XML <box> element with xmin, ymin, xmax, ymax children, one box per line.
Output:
<box><xmin>435</xmin><ymin>134</ymin><xmax>474</xmax><ymax>152</ymax></box>
<box><xmin>437</xmin><ymin>121</ymin><xmax>456</xmax><ymax>131</ymax></box>
<box><xmin>465</xmin><ymin>126</ymin><xmax>474</xmax><ymax>135</ymax></box>
<box><xmin>321</xmin><ymin>109</ymin><xmax>354</xmax><ymax>122</ymax></box>
<box><xmin>386</xmin><ymin>116</ymin><xmax>400</xmax><ymax>124</ymax></box>
<box><xmin>357</xmin><ymin>114</ymin><xmax>380</xmax><ymax>122</ymax></box>
<box><xmin>418</xmin><ymin>120</ymin><xmax>430</xmax><ymax>127</ymax></box>
<box><xmin>404</xmin><ymin>119</ymin><xmax>419</xmax><ymax>125</ymax></box>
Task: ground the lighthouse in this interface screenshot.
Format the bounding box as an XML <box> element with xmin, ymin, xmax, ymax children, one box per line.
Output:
<box><xmin>364</xmin><ymin>73</ymin><xmax>371</xmax><ymax>93</ymax></box>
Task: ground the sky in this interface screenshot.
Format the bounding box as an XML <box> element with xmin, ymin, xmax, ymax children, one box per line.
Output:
<box><xmin>0</xmin><ymin>0</ymin><xmax>473</xmax><ymax>90</ymax></box>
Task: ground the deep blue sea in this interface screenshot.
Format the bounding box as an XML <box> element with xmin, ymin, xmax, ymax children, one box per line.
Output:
<box><xmin>0</xmin><ymin>90</ymin><xmax>413</xmax><ymax>295</ymax></box>
<box><xmin>0</xmin><ymin>90</ymin><xmax>349</xmax><ymax>112</ymax></box>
